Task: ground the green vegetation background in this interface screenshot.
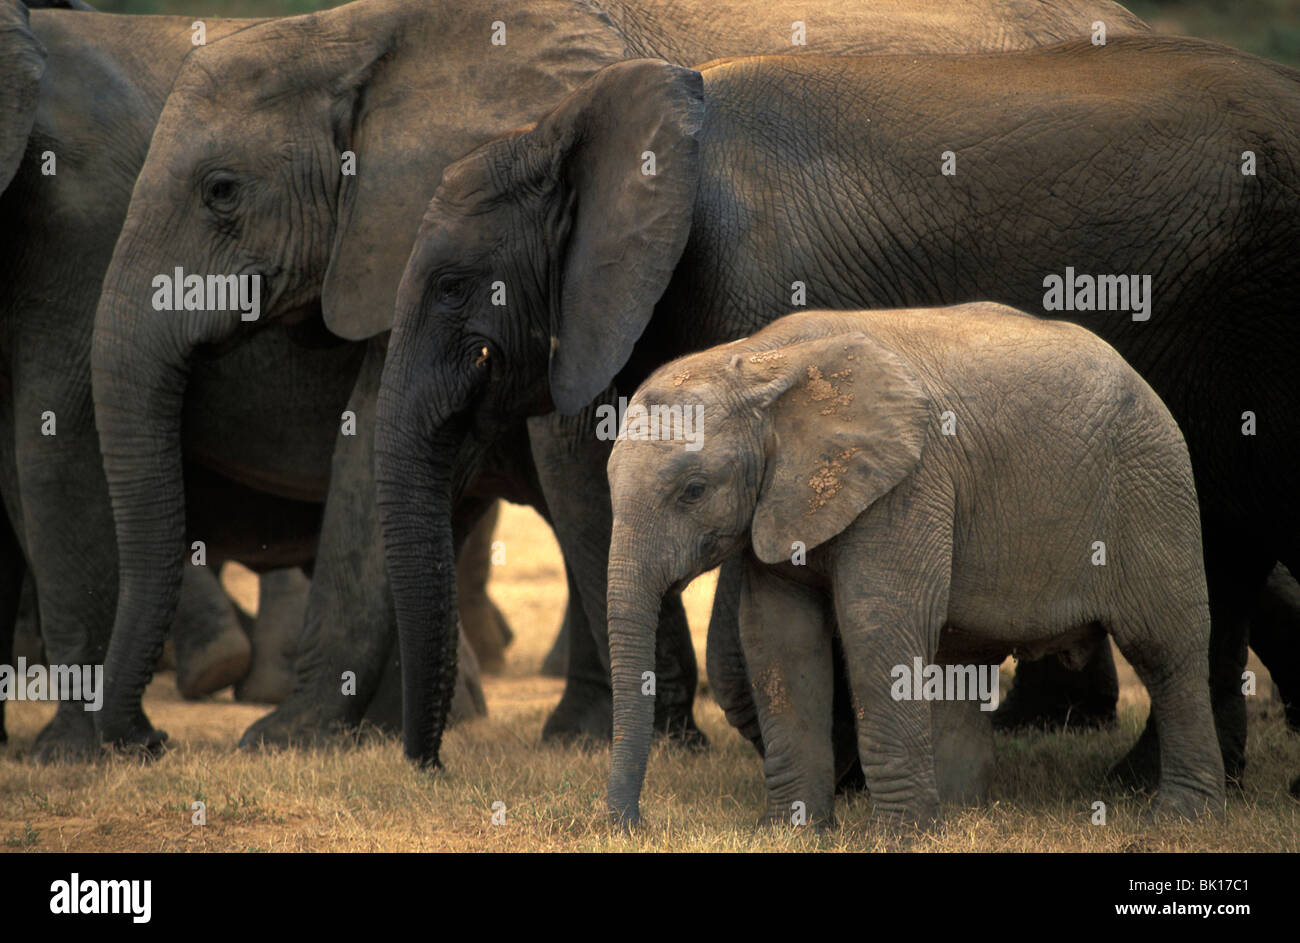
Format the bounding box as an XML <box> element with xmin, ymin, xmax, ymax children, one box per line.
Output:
<box><xmin>86</xmin><ymin>0</ymin><xmax>1300</xmax><ymax>67</ymax></box>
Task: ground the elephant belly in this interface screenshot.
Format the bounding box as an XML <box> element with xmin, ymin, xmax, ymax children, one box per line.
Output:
<box><xmin>944</xmin><ymin>558</ymin><xmax>1106</xmax><ymax>661</ymax></box>
<box><xmin>183</xmin><ymin>461</ymin><xmax>323</xmax><ymax>571</ymax></box>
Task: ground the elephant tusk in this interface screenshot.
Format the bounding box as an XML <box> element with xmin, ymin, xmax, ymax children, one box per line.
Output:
<box><xmin>475</xmin><ymin>346</ymin><xmax>490</xmax><ymax>368</ymax></box>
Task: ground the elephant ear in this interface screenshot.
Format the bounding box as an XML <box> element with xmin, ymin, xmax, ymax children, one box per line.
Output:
<box><xmin>526</xmin><ymin>59</ymin><xmax>705</xmax><ymax>415</ymax></box>
<box><xmin>318</xmin><ymin>1</ymin><xmax>629</xmax><ymax>341</ymax></box>
<box><xmin>746</xmin><ymin>330</ymin><xmax>930</xmax><ymax>565</ymax></box>
<box><xmin>0</xmin><ymin>0</ymin><xmax>45</xmax><ymax>196</ymax></box>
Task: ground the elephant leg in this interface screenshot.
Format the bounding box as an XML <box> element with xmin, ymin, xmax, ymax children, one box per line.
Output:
<box><xmin>1111</xmin><ymin>532</ymin><xmax>1272</xmax><ymax>789</ymax></box>
<box><xmin>709</xmin><ymin>555</ymin><xmax>862</xmax><ymax>789</ymax></box>
<box><xmin>539</xmin><ymin>564</ymin><xmax>611</xmax><ymax>743</ymax></box>
<box><xmin>234</xmin><ymin>567</ymin><xmax>309</xmax><ymax>704</ymax></box>
<box><xmin>13</xmin><ymin>355</ymin><xmax>118</xmax><ymax>762</ymax></box>
<box><xmin>240</xmin><ymin>339</ymin><xmax>395</xmax><ymax>748</ymax></box>
<box><xmin>1109</xmin><ymin>593</ymin><xmax>1224</xmax><ymax>817</ymax></box>
<box><xmin>455</xmin><ymin>500</ymin><xmax>513</xmax><ymax>674</ymax></box>
<box><xmin>834</xmin><ymin>506</ymin><xmax>951</xmax><ymax>827</ymax></box>
<box><xmin>830</xmin><ymin>626</ymin><xmax>867</xmax><ymax>794</ymax></box>
<box><xmin>739</xmin><ymin>561</ymin><xmax>835</xmax><ymax>827</ymax></box>
<box><xmin>12</xmin><ymin>574</ymin><xmax>41</xmax><ymax>664</ymax></box>
<box><xmin>930</xmin><ymin>685</ymin><xmax>996</xmax><ymax>806</ymax></box>
<box><xmin>931</xmin><ymin>632</ymin><xmax>1001</xmax><ymax>806</ymax></box>
<box><xmin>1247</xmin><ymin>562</ymin><xmax>1300</xmax><ymax>732</ymax></box>
<box><xmin>0</xmin><ymin>517</ymin><xmax>25</xmax><ymax>745</ymax></box>
<box><xmin>706</xmin><ymin>554</ymin><xmax>762</xmax><ymax>753</ymax></box>
<box><xmin>528</xmin><ymin>408</ymin><xmax>704</xmax><ymax>748</ymax></box>
<box><xmin>171</xmin><ymin>563</ymin><xmax>250</xmax><ymax>699</ymax></box>
<box><xmin>991</xmin><ymin>645</ymin><xmax>1118</xmax><ymax>731</ymax></box>
<box><xmin>539</xmin><ymin>570</ymin><xmax>573</xmax><ymax>678</ymax></box>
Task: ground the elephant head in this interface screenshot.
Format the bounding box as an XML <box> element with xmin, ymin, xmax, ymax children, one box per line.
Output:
<box><xmin>91</xmin><ymin>0</ymin><xmax>628</xmax><ymax>749</ymax></box>
<box><xmin>603</xmin><ymin>315</ymin><xmax>928</xmax><ymax>823</ymax></box>
<box><xmin>0</xmin><ymin>0</ymin><xmax>45</xmax><ymax>195</ymax></box>
<box><xmin>377</xmin><ymin>59</ymin><xmax>704</xmax><ymax>765</ymax></box>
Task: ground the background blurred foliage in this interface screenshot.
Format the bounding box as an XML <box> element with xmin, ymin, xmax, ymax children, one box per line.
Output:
<box><xmin>85</xmin><ymin>0</ymin><xmax>1300</xmax><ymax>67</ymax></box>
<box><xmin>1130</xmin><ymin>0</ymin><xmax>1300</xmax><ymax>65</ymax></box>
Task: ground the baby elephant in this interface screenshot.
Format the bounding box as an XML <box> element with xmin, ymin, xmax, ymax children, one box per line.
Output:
<box><xmin>606</xmin><ymin>303</ymin><xmax>1225</xmax><ymax>827</ymax></box>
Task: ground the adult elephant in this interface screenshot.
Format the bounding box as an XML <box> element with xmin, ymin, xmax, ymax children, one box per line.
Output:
<box><xmin>89</xmin><ymin>0</ymin><xmax>1151</xmax><ymax>760</ymax></box>
<box><xmin>379</xmin><ymin>33</ymin><xmax>1300</xmax><ymax>795</ymax></box>
<box><xmin>1</xmin><ymin>4</ymin><xmax>316</xmax><ymax>752</ymax></box>
<box><xmin>0</xmin><ymin>3</ymin><xmax>495</xmax><ymax>757</ymax></box>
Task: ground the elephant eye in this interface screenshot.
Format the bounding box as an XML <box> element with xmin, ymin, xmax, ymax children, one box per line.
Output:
<box><xmin>678</xmin><ymin>479</ymin><xmax>707</xmax><ymax>505</ymax></box>
<box><xmin>434</xmin><ymin>274</ymin><xmax>472</xmax><ymax>310</ymax></box>
<box><xmin>202</xmin><ymin>173</ymin><xmax>240</xmax><ymax>211</ymax></box>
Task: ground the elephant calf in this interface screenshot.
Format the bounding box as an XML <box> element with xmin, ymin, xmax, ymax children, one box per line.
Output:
<box><xmin>605</xmin><ymin>304</ymin><xmax>1225</xmax><ymax>828</ymax></box>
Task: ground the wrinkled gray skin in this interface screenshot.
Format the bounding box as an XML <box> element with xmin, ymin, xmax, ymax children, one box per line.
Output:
<box><xmin>373</xmin><ymin>0</ymin><xmax>1150</xmax><ymax>767</ymax></box>
<box><xmin>389</xmin><ymin>43</ymin><xmax>1300</xmax><ymax>788</ymax></box>
<box><xmin>607</xmin><ymin>306</ymin><xmax>1225</xmax><ymax>827</ymax></box>
<box><xmin>0</xmin><ymin>2</ymin><xmax>270</xmax><ymax>752</ymax></box>
<box><xmin>91</xmin><ymin>0</ymin><xmax>1149</xmax><ymax>764</ymax></box>
<box><xmin>0</xmin><ymin>3</ymin><xmax>282</xmax><ymax>753</ymax></box>
<box><xmin>0</xmin><ymin>5</ymin><xmax>493</xmax><ymax>755</ymax></box>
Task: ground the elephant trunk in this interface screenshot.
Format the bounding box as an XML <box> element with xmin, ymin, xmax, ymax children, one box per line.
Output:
<box><xmin>606</xmin><ymin>537</ymin><xmax>666</xmax><ymax>826</ymax></box>
<box><xmin>374</xmin><ymin>323</ymin><xmax>479</xmax><ymax>767</ymax></box>
<box><xmin>91</xmin><ymin>276</ymin><xmax>192</xmax><ymax>748</ymax></box>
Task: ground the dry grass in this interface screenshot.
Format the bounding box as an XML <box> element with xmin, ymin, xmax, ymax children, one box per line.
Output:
<box><xmin>2</xmin><ymin>504</ymin><xmax>1297</xmax><ymax>852</ymax></box>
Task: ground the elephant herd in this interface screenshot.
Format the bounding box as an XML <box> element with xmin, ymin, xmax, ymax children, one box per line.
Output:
<box><xmin>1</xmin><ymin>0</ymin><xmax>1298</xmax><ymax>833</ymax></box>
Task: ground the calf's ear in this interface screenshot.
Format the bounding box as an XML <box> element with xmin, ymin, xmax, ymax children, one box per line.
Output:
<box><xmin>525</xmin><ymin>59</ymin><xmax>705</xmax><ymax>415</ymax></box>
<box><xmin>744</xmin><ymin>332</ymin><xmax>930</xmax><ymax>565</ymax></box>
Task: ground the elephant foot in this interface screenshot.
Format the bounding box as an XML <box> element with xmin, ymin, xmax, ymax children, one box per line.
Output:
<box><xmin>1290</xmin><ymin>774</ymin><xmax>1300</xmax><ymax>800</ymax></box>
<box><xmin>541</xmin><ymin>679</ymin><xmax>612</xmax><ymax>746</ymax></box>
<box><xmin>234</xmin><ymin>570</ymin><xmax>305</xmax><ymax>704</ymax></box>
<box><xmin>763</xmin><ymin>797</ymin><xmax>836</xmax><ymax>830</ymax></box>
<box><xmin>233</xmin><ymin>607</ymin><xmax>294</xmax><ymax>704</ymax></box>
<box><xmin>30</xmin><ymin>709</ymin><xmax>100</xmax><ymax>764</ymax></box>
<box><xmin>239</xmin><ymin>698</ymin><xmax>353</xmax><ymax>750</ymax></box>
<box><xmin>98</xmin><ymin>710</ymin><xmax>169</xmax><ymax>760</ymax></box>
<box><xmin>870</xmin><ymin>799</ymin><xmax>941</xmax><ymax>834</ymax></box>
<box><xmin>175</xmin><ymin>623</ymin><xmax>251</xmax><ymax>699</ymax></box>
<box><xmin>761</xmin><ymin>813</ymin><xmax>837</xmax><ymax>832</ymax></box>
<box><xmin>234</xmin><ymin>654</ymin><xmax>294</xmax><ymax>704</ymax></box>
<box><xmin>653</xmin><ymin>706</ymin><xmax>709</xmax><ymax>752</ymax></box>
<box><xmin>1148</xmin><ymin>786</ymin><xmax>1224</xmax><ymax>822</ymax></box>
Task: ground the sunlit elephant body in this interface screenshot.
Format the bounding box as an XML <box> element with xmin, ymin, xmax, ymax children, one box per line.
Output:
<box><xmin>605</xmin><ymin>305</ymin><xmax>1224</xmax><ymax>826</ymax></box>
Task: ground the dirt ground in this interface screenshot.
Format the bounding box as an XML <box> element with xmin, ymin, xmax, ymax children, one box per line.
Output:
<box><xmin>2</xmin><ymin>503</ymin><xmax>1297</xmax><ymax>852</ymax></box>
